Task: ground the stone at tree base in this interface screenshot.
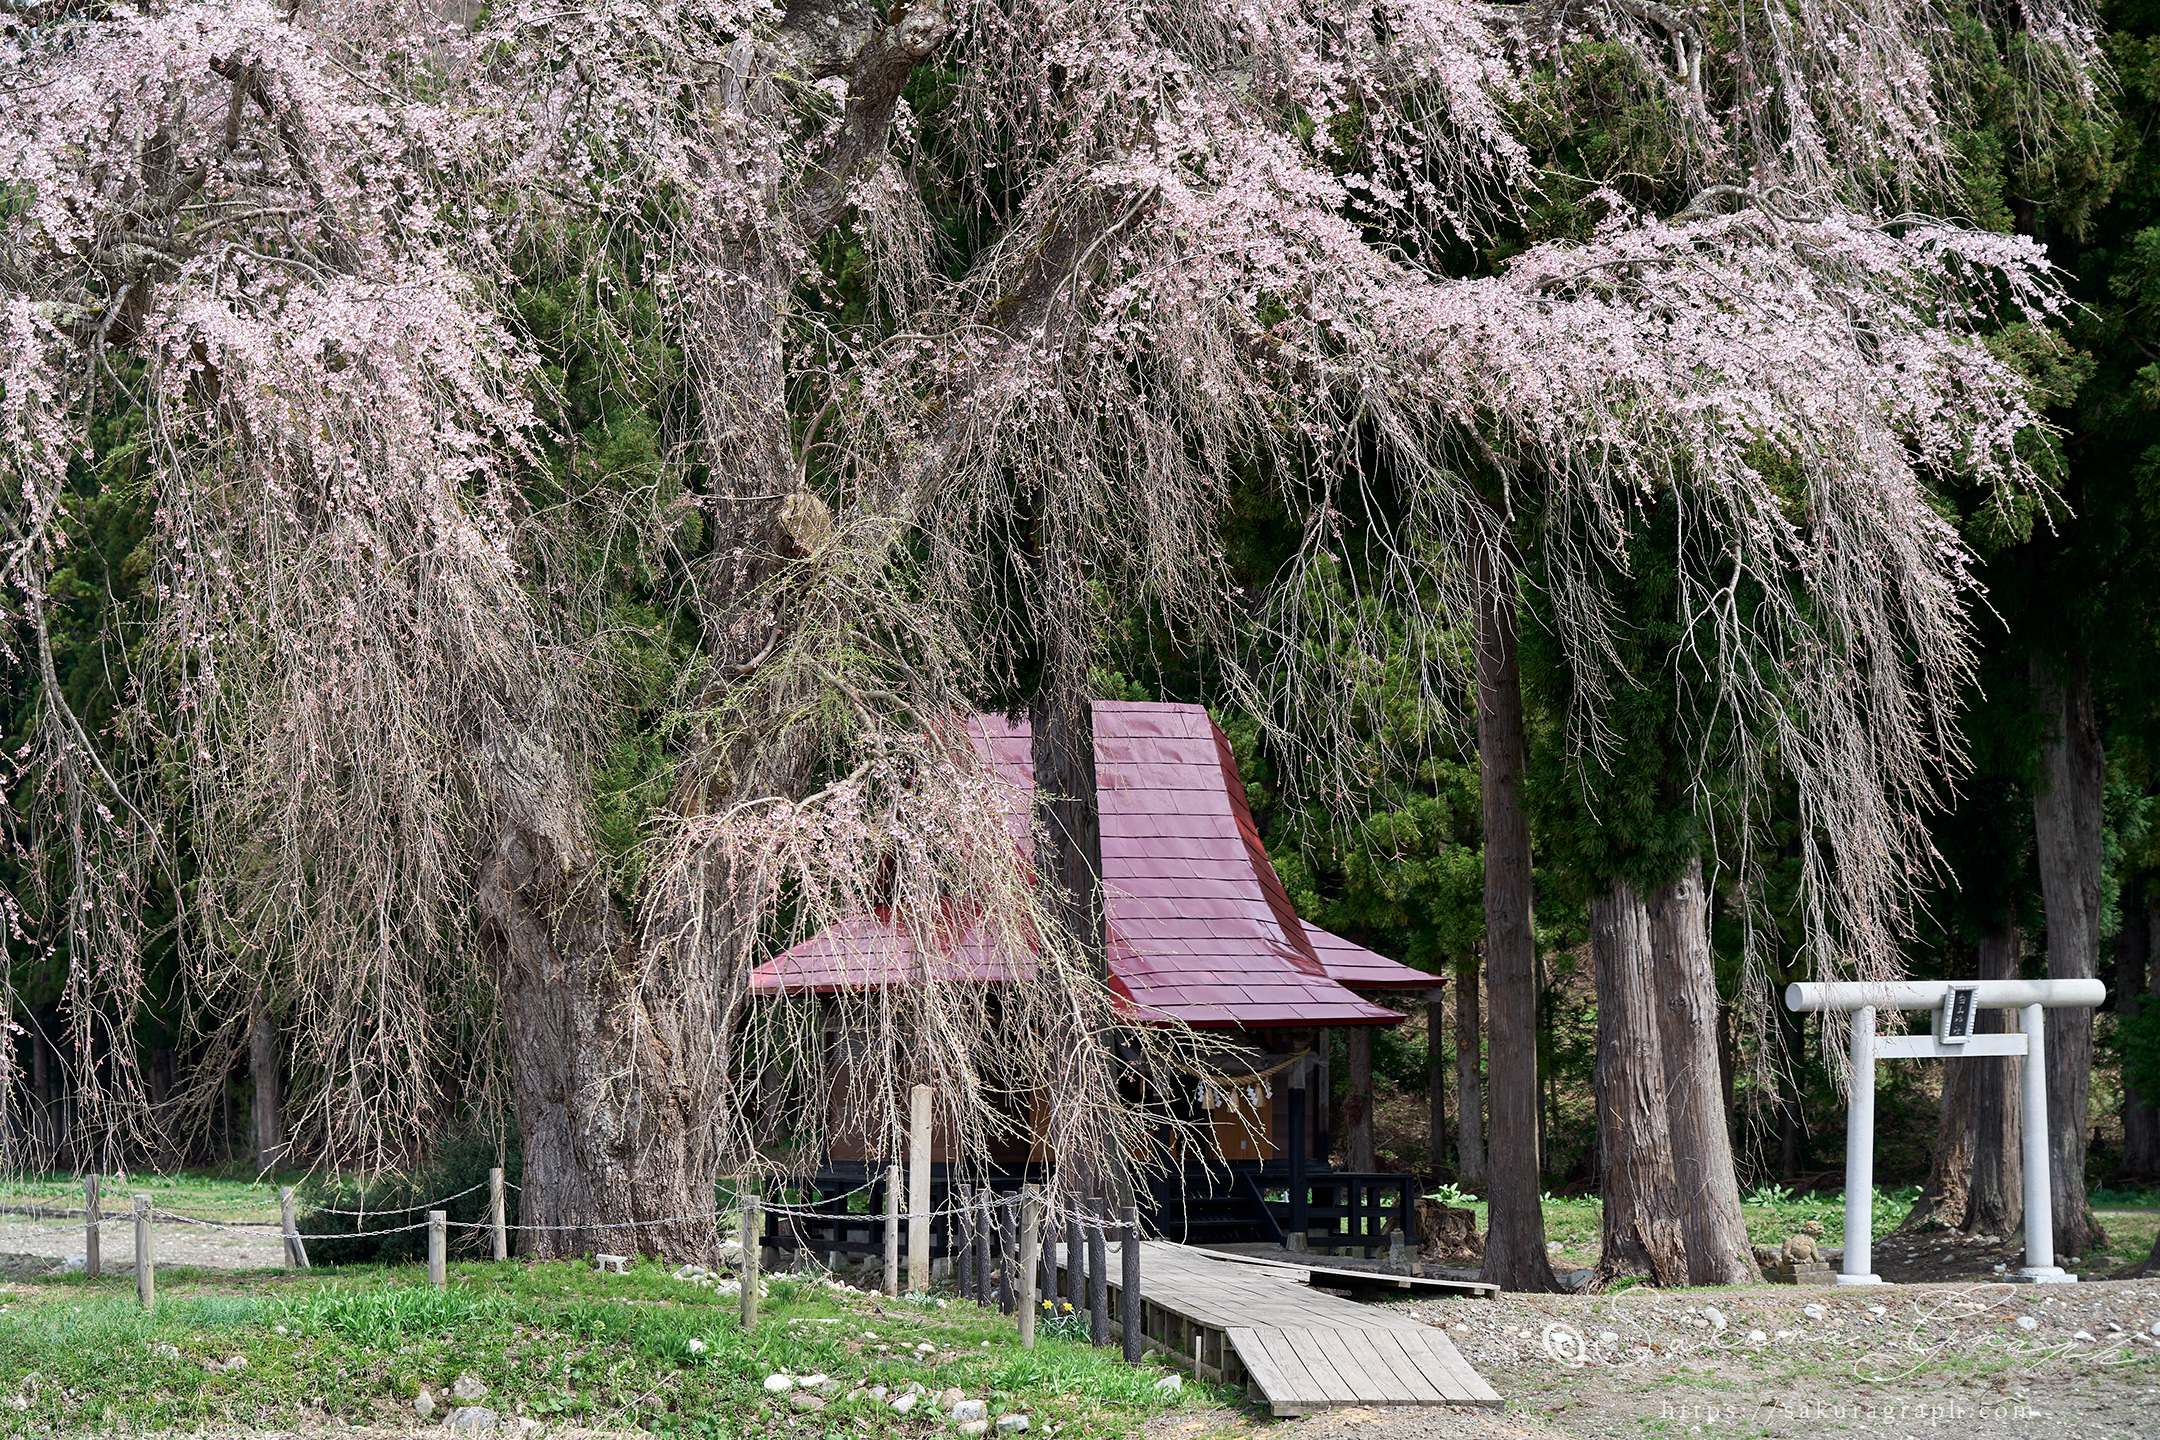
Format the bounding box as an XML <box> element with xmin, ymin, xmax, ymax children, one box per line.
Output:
<box><xmin>452</xmin><ymin>1373</ymin><xmax>488</xmax><ymax>1401</ymax></box>
<box><xmin>447</xmin><ymin>1408</ymin><xmax>499</xmax><ymax>1432</ymax></box>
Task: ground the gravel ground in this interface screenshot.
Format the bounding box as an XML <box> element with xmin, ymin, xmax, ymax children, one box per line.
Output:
<box><xmin>0</xmin><ymin>1211</ymin><xmax>286</xmax><ymax>1274</ymax></box>
<box><xmin>1148</xmin><ymin>1277</ymin><xmax>2160</xmax><ymax>1440</ymax></box>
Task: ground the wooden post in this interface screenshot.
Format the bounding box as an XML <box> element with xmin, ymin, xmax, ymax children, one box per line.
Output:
<box><xmin>1119</xmin><ymin>1202</ymin><xmax>1141</xmax><ymax>1364</ymax></box>
<box><xmin>999</xmin><ymin>1196</ymin><xmax>1019</xmax><ymax>1315</ymax></box>
<box><xmin>1065</xmin><ymin>1207</ymin><xmax>1084</xmax><ymax>1312</ymax></box>
<box><xmin>1019</xmin><ymin>1190</ymin><xmax>1041</xmax><ymax>1348</ymax></box>
<box><xmin>427</xmin><ymin>1210</ymin><xmax>446</xmax><ymax>1288</ymax></box>
<box><xmin>1037</xmin><ymin>1197</ymin><xmax>1057</xmax><ymax>1306</ymax></box>
<box><xmin>1316</xmin><ymin>1026</ymin><xmax>1332</xmax><ymax>1161</ymax></box>
<box><xmin>83</xmin><ymin>1175</ymin><xmax>99</xmax><ymax>1280</ymax></box>
<box><xmin>280</xmin><ymin>1186</ymin><xmax>310</xmax><ymax>1268</ymax></box>
<box><xmin>489</xmin><ymin>1167</ymin><xmax>507</xmax><ymax>1261</ymax></box>
<box><xmin>1286</xmin><ymin>1059</ymin><xmax>1308</xmax><ymax>1251</ymax></box>
<box><xmin>1086</xmin><ymin>1196</ymin><xmax>1109</xmax><ymax>1347</ymax></box>
<box><xmin>133</xmin><ymin>1194</ymin><xmax>153</xmax><ymax>1309</ymax></box>
<box><xmin>974</xmin><ymin>1190</ymin><xmax>993</xmax><ymax>1307</ymax></box>
<box><xmin>882</xmin><ymin>1161</ymin><xmax>901</xmax><ymax>1298</ymax></box>
<box><xmin>1347</xmin><ymin>1024</ymin><xmax>1375</xmax><ymax>1173</ymax></box>
<box><xmin>956</xmin><ymin>1187</ymin><xmax>975</xmax><ymax>1302</ymax></box>
<box><xmin>906</xmin><ymin>1085</ymin><xmax>932</xmax><ymax>1293</ymax></box>
<box><xmin>740</xmin><ymin>1192</ymin><xmax>761</xmax><ymax>1329</ymax></box>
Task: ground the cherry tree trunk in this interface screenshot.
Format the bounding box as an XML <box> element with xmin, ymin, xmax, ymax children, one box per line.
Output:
<box><xmin>1455</xmin><ymin>955</ymin><xmax>1485</xmax><ymax>1185</ymax></box>
<box><xmin>1966</xmin><ymin>921</ymin><xmax>2024</xmax><ymax>1237</ymax></box>
<box><xmin>479</xmin><ymin>767</ymin><xmax>732</xmax><ymax>1262</ymax></box>
<box><xmin>1590</xmin><ymin>878</ymin><xmax>1688</xmax><ymax>1287</ymax></box>
<box><xmin>2119</xmin><ymin>878</ymin><xmax>2157</xmax><ymax>1179</ymax></box>
<box><xmin>1648</xmin><ymin>861</ymin><xmax>1757</xmax><ymax>1283</ymax></box>
<box><xmin>248</xmin><ymin>988</ymin><xmax>284</xmax><ymax>1172</ymax></box>
<box><xmin>1473</xmin><ymin>546</ymin><xmax>1558</xmax><ymax>1292</ymax></box>
<box><xmin>1346</xmin><ymin>1026</ymin><xmax>1375</xmax><ymax>1172</ymax></box>
<box><xmin>2030</xmin><ymin>653</ymin><xmax>2106</xmax><ymax>1257</ymax></box>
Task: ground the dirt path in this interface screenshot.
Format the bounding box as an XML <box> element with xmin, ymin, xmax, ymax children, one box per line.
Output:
<box><xmin>0</xmin><ymin>1212</ymin><xmax>286</xmax><ymax>1274</ymax></box>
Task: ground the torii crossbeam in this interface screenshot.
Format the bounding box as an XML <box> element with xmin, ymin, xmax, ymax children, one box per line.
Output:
<box><xmin>1785</xmin><ymin>978</ymin><xmax>2106</xmax><ymax>1285</ymax></box>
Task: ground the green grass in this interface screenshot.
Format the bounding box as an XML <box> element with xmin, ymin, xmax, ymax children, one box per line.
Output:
<box><xmin>0</xmin><ymin>1258</ymin><xmax>1229</xmax><ymax>1437</ymax></box>
<box><xmin>0</xmin><ymin>1168</ymin><xmax>290</xmax><ymax>1223</ymax></box>
<box><xmin>1425</xmin><ymin>1181</ymin><xmax>1927</xmax><ymax>1263</ymax></box>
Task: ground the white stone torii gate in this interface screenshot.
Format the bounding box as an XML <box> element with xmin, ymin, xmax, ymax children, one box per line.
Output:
<box><xmin>1784</xmin><ymin>978</ymin><xmax>2106</xmax><ymax>1286</ymax></box>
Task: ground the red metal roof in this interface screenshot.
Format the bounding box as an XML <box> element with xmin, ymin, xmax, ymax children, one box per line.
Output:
<box><xmin>752</xmin><ymin>702</ymin><xmax>1405</xmax><ymax>1029</ymax></box>
<box><xmin>1302</xmin><ymin>924</ymin><xmax>1446</xmax><ymax>990</ymax></box>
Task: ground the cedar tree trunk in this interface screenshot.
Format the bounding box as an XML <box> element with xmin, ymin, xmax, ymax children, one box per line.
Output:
<box><xmin>1455</xmin><ymin>955</ymin><xmax>1485</xmax><ymax>1185</ymax></box>
<box><xmin>1473</xmin><ymin>544</ymin><xmax>1558</xmax><ymax>1291</ymax></box>
<box><xmin>1590</xmin><ymin>878</ymin><xmax>1688</xmax><ymax>1287</ymax></box>
<box><xmin>1901</xmin><ymin>1044</ymin><xmax>1979</xmax><ymax>1232</ymax></box>
<box><xmin>2030</xmin><ymin>653</ymin><xmax>2105</xmax><ymax>1257</ymax></box>
<box><xmin>1428</xmin><ymin>991</ymin><xmax>1446</xmax><ymax>1179</ymax></box>
<box><xmin>1347</xmin><ymin>1025</ymin><xmax>1375</xmax><ymax>1172</ymax></box>
<box><xmin>1649</xmin><ymin>860</ymin><xmax>1758</xmax><ymax>1282</ymax></box>
<box><xmin>1966</xmin><ymin>920</ymin><xmax>2024</xmax><ymax>1237</ymax></box>
<box><xmin>2120</xmin><ymin>877</ymin><xmax>2156</xmax><ymax>1179</ymax></box>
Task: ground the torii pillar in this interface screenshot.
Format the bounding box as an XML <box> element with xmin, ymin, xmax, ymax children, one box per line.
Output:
<box><xmin>1786</xmin><ymin>979</ymin><xmax>2105</xmax><ymax>1284</ymax></box>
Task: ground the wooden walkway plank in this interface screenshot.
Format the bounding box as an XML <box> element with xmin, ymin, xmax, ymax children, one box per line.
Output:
<box><xmin>1192</xmin><ymin>1245</ymin><xmax>1501</xmax><ymax>1298</ymax></box>
<box><xmin>1359</xmin><ymin>1329</ymin><xmax>1450</xmax><ymax>1405</ymax></box>
<box><xmin>1072</xmin><ymin>1241</ymin><xmax>1504</xmax><ymax>1417</ymax></box>
<box><xmin>1329</xmin><ymin>1331</ymin><xmax>1416</xmax><ymax>1405</ymax></box>
<box><xmin>1276</xmin><ymin>1328</ymin><xmax>1361</xmax><ymax>1407</ymax></box>
<box><xmin>1398</xmin><ymin>1329</ymin><xmax>1505</xmax><ymax>1408</ymax></box>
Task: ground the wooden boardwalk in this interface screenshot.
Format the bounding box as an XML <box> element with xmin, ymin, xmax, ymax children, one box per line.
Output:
<box><xmin>1064</xmin><ymin>1240</ymin><xmax>1502</xmax><ymax>1416</ymax></box>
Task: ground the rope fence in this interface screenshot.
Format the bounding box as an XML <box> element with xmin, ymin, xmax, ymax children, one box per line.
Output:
<box><xmin>20</xmin><ymin>1085</ymin><xmax>1154</xmax><ymax>1367</ymax></box>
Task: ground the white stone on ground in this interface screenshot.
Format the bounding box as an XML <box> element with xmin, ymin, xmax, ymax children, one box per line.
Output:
<box><xmin>957</xmin><ymin>1423</ymin><xmax>990</xmax><ymax>1438</ymax></box>
<box><xmin>452</xmin><ymin>1372</ymin><xmax>487</xmax><ymax>1401</ymax></box>
<box><xmin>1152</xmin><ymin>1375</ymin><xmax>1182</xmax><ymax>1396</ymax></box>
<box><xmin>951</xmin><ymin>1399</ymin><xmax>988</xmax><ymax>1422</ymax></box>
<box><xmin>996</xmin><ymin>1416</ymin><xmax>1030</xmax><ymax>1433</ymax></box>
<box><xmin>2017</xmin><ymin>1316</ymin><xmax>2040</xmax><ymax>1331</ymax></box>
<box><xmin>414</xmin><ymin>1391</ymin><xmax>436</xmax><ymax>1420</ymax></box>
<box><xmin>890</xmin><ymin>1393</ymin><xmax>918</xmax><ymax>1414</ymax></box>
<box><xmin>1746</xmin><ymin>1330</ymin><xmax>1766</xmax><ymax>1343</ymax></box>
<box><xmin>763</xmin><ymin>1374</ymin><xmax>795</xmax><ymax>1393</ymax></box>
<box><xmin>447</xmin><ymin>1408</ymin><xmax>499</xmax><ymax>1432</ymax></box>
